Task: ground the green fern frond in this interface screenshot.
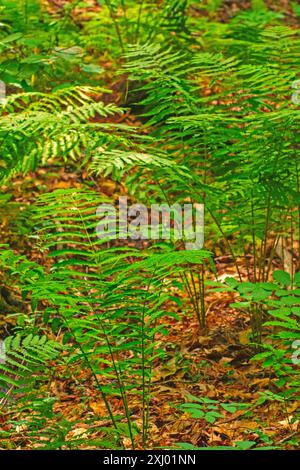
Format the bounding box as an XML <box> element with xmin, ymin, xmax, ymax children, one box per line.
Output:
<box><xmin>0</xmin><ymin>334</ymin><xmax>62</xmax><ymax>401</ymax></box>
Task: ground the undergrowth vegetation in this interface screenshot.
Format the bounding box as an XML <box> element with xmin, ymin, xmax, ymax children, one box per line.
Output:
<box><xmin>0</xmin><ymin>0</ymin><xmax>299</xmax><ymax>450</ymax></box>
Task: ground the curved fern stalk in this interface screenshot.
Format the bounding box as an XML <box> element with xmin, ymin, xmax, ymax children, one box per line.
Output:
<box><xmin>62</xmin><ymin>197</ymin><xmax>137</xmax><ymax>449</ymax></box>
<box><xmin>56</xmin><ymin>307</ymin><xmax>121</xmax><ymax>440</ymax></box>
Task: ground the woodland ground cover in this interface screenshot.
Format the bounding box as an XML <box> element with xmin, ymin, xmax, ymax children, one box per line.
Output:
<box><xmin>0</xmin><ymin>0</ymin><xmax>299</xmax><ymax>450</ymax></box>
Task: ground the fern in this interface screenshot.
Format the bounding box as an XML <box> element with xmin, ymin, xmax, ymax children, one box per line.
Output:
<box><xmin>122</xmin><ymin>19</ymin><xmax>300</xmax><ymax>282</ymax></box>
<box><xmin>0</xmin><ymin>185</ymin><xmax>211</xmax><ymax>446</ymax></box>
<box><xmin>0</xmin><ymin>333</ymin><xmax>62</xmax><ymax>403</ymax></box>
<box><xmin>0</xmin><ymin>0</ymin><xmax>299</xmax><ymax>451</ymax></box>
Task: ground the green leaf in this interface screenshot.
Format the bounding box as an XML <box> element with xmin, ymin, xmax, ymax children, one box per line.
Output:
<box><xmin>273</xmin><ymin>270</ymin><xmax>291</xmax><ymax>287</ymax></box>
<box><xmin>234</xmin><ymin>441</ymin><xmax>256</xmax><ymax>450</ymax></box>
<box><xmin>294</xmin><ymin>272</ymin><xmax>300</xmax><ymax>287</ymax></box>
<box><xmin>81</xmin><ymin>64</ymin><xmax>104</xmax><ymax>74</ymax></box>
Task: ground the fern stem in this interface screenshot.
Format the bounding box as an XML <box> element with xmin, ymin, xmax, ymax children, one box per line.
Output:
<box><xmin>74</xmin><ymin>197</ymin><xmax>136</xmax><ymax>448</ymax></box>
<box><xmin>140</xmin><ymin>270</ymin><xmax>156</xmax><ymax>448</ymax></box>
<box><xmin>58</xmin><ymin>309</ymin><xmax>120</xmax><ymax>436</ymax></box>
<box><xmin>104</xmin><ymin>0</ymin><xmax>125</xmax><ymax>53</ymax></box>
